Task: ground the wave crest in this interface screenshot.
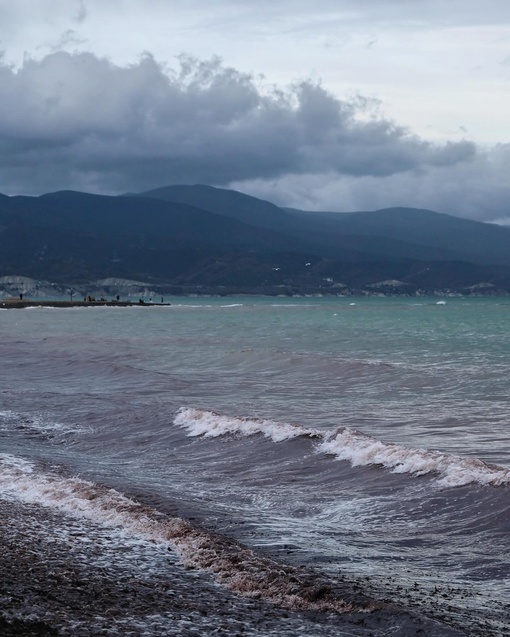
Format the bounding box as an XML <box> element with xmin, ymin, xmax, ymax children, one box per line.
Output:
<box><xmin>175</xmin><ymin>408</ymin><xmax>510</xmax><ymax>487</ymax></box>
<box><xmin>174</xmin><ymin>407</ymin><xmax>321</xmax><ymax>442</ymax></box>
<box><xmin>319</xmin><ymin>428</ymin><xmax>510</xmax><ymax>487</ymax></box>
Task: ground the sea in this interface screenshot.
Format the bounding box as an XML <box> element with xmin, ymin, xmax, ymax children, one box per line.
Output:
<box><xmin>1</xmin><ymin>296</ymin><xmax>509</xmax><ymax>636</ymax></box>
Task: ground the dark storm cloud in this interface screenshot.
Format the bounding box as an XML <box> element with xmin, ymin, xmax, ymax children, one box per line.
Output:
<box><xmin>232</xmin><ymin>144</ymin><xmax>510</xmax><ymax>224</ymax></box>
<box><xmin>0</xmin><ymin>51</ymin><xmax>476</xmax><ymax>195</ymax></box>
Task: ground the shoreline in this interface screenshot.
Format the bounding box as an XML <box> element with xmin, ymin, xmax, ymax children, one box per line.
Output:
<box><xmin>0</xmin><ymin>299</ymin><xmax>171</xmax><ymax>309</ymax></box>
<box><xmin>0</xmin><ymin>496</ymin><xmax>468</xmax><ymax>637</ymax></box>
<box><xmin>0</xmin><ymin>497</ymin><xmax>314</xmax><ymax>636</ymax></box>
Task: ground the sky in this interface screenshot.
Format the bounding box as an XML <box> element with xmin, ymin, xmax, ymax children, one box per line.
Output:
<box><xmin>0</xmin><ymin>0</ymin><xmax>509</xmax><ymax>223</ymax></box>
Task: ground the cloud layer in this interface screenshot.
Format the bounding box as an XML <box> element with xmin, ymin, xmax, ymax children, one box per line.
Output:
<box><xmin>0</xmin><ymin>50</ymin><xmax>508</xmax><ymax>222</ymax></box>
<box><xmin>230</xmin><ymin>147</ymin><xmax>510</xmax><ymax>224</ymax></box>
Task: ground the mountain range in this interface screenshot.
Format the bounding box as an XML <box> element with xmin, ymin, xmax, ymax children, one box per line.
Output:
<box><xmin>1</xmin><ymin>184</ymin><xmax>510</xmax><ymax>296</ymax></box>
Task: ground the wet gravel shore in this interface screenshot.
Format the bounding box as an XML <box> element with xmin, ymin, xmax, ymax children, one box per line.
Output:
<box><xmin>0</xmin><ymin>497</ymin><xmax>468</xmax><ymax>636</ymax></box>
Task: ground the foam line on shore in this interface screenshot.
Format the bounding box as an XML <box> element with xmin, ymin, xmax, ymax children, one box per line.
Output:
<box><xmin>0</xmin><ymin>454</ymin><xmax>370</xmax><ymax>615</ymax></box>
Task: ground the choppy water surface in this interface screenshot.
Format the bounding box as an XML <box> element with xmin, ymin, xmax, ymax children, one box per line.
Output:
<box><xmin>1</xmin><ymin>296</ymin><xmax>509</xmax><ymax>635</ymax></box>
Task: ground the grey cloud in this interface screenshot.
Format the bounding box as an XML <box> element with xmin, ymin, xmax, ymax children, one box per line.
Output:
<box><xmin>174</xmin><ymin>0</ymin><xmax>510</xmax><ymax>28</ymax></box>
<box><xmin>0</xmin><ymin>51</ymin><xmax>478</xmax><ymax>196</ymax></box>
<box><xmin>49</xmin><ymin>29</ymin><xmax>88</xmax><ymax>53</ymax></box>
<box><xmin>76</xmin><ymin>0</ymin><xmax>87</xmax><ymax>23</ymax></box>
<box><xmin>231</xmin><ymin>144</ymin><xmax>510</xmax><ymax>224</ymax></box>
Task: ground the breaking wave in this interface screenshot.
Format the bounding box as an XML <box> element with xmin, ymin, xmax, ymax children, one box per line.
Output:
<box><xmin>174</xmin><ymin>407</ymin><xmax>322</xmax><ymax>442</ymax></box>
<box><xmin>175</xmin><ymin>408</ymin><xmax>510</xmax><ymax>488</ymax></box>
<box><xmin>0</xmin><ymin>454</ymin><xmax>369</xmax><ymax>614</ymax></box>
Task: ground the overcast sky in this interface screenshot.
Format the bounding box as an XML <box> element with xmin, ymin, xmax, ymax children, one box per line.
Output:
<box><xmin>1</xmin><ymin>0</ymin><xmax>509</xmax><ymax>222</ymax></box>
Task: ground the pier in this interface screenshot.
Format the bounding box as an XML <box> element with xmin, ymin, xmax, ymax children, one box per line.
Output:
<box><xmin>0</xmin><ymin>299</ymin><xmax>171</xmax><ymax>309</ymax></box>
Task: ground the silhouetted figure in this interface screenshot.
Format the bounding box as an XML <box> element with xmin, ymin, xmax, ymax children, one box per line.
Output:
<box><xmin>19</xmin><ymin>293</ymin><xmax>23</xmax><ymax>300</ymax></box>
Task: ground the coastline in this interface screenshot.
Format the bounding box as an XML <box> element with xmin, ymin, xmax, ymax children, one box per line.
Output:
<box><xmin>0</xmin><ymin>496</ymin><xmax>468</xmax><ymax>637</ymax></box>
<box><xmin>1</xmin><ymin>275</ymin><xmax>508</xmax><ymax>304</ymax></box>
<box><xmin>0</xmin><ymin>497</ymin><xmax>311</xmax><ymax>636</ymax></box>
<box><xmin>0</xmin><ymin>299</ymin><xmax>171</xmax><ymax>309</ymax></box>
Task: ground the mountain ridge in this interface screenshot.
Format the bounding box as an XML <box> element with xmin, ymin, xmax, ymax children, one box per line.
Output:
<box><xmin>1</xmin><ymin>184</ymin><xmax>510</xmax><ymax>296</ymax></box>
<box><xmin>138</xmin><ymin>185</ymin><xmax>510</xmax><ymax>266</ymax></box>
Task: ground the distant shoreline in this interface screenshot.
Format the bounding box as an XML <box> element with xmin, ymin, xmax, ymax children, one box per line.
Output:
<box><xmin>0</xmin><ymin>299</ymin><xmax>171</xmax><ymax>309</ymax></box>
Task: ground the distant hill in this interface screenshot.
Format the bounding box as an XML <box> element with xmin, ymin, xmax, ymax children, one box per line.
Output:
<box><xmin>1</xmin><ymin>185</ymin><xmax>510</xmax><ymax>295</ymax></box>
<box><xmin>139</xmin><ymin>184</ymin><xmax>510</xmax><ymax>267</ymax></box>
<box><xmin>288</xmin><ymin>206</ymin><xmax>510</xmax><ymax>266</ymax></box>
<box><xmin>137</xmin><ymin>184</ymin><xmax>291</xmax><ymax>232</ymax></box>
<box><xmin>0</xmin><ymin>190</ymin><xmax>309</xmax><ymax>281</ymax></box>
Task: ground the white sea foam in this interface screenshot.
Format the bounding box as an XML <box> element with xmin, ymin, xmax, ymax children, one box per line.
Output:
<box><xmin>175</xmin><ymin>408</ymin><xmax>510</xmax><ymax>488</ymax></box>
<box><xmin>175</xmin><ymin>407</ymin><xmax>321</xmax><ymax>442</ymax></box>
<box><xmin>0</xmin><ymin>453</ymin><xmax>35</xmax><ymax>473</ymax></box>
<box><xmin>0</xmin><ymin>453</ymin><xmax>361</xmax><ymax>614</ymax></box>
<box><xmin>269</xmin><ymin>303</ymin><xmax>315</xmax><ymax>307</ymax></box>
<box><xmin>0</xmin><ymin>409</ymin><xmax>82</xmax><ymax>435</ymax></box>
<box><xmin>318</xmin><ymin>428</ymin><xmax>510</xmax><ymax>487</ymax></box>
<box><xmin>0</xmin><ymin>410</ymin><xmax>16</xmax><ymax>420</ymax></box>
